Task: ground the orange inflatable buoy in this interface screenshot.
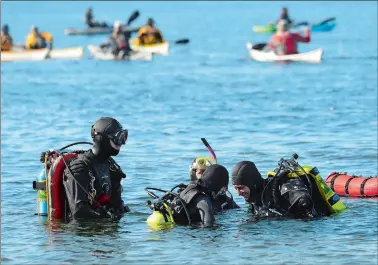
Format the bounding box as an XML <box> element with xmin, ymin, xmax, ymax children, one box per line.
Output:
<box><xmin>326</xmin><ymin>172</ymin><xmax>378</xmax><ymax>197</ymax></box>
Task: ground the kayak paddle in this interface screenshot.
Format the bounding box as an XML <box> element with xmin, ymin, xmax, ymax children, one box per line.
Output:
<box><xmin>315</xmin><ymin>17</ymin><xmax>336</xmax><ymax>26</ymax></box>
<box><xmin>201</xmin><ymin>138</ymin><xmax>217</xmax><ymax>163</ymax></box>
<box><xmin>127</xmin><ymin>10</ymin><xmax>140</xmax><ymax>26</ymax></box>
<box><xmin>293</xmin><ymin>21</ymin><xmax>309</xmax><ymax>27</ymax></box>
<box><xmin>174</xmin><ymin>39</ymin><xmax>190</xmax><ymax>44</ymax></box>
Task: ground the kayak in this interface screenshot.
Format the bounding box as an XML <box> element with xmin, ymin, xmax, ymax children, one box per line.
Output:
<box><xmin>130</xmin><ymin>39</ymin><xmax>169</xmax><ymax>55</ymax></box>
<box><xmin>1</xmin><ymin>46</ymin><xmax>84</xmax><ymax>62</ymax></box>
<box><xmin>246</xmin><ymin>42</ymin><xmax>323</xmax><ymax>63</ymax></box>
<box><xmin>64</xmin><ymin>26</ymin><xmax>140</xmax><ymax>36</ymax></box>
<box><xmin>87</xmin><ymin>45</ymin><xmax>152</xmax><ymax>61</ymax></box>
<box><xmin>1</xmin><ymin>48</ymin><xmax>49</xmax><ymax>62</ymax></box>
<box><xmin>252</xmin><ymin>21</ymin><xmax>336</xmax><ymax>34</ymax></box>
<box><xmin>48</xmin><ymin>46</ymin><xmax>84</xmax><ymax>59</ymax></box>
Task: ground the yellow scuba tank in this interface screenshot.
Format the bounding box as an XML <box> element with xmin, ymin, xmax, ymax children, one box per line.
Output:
<box><xmin>299</xmin><ymin>166</ymin><xmax>346</xmax><ymax>214</ymax></box>
<box><xmin>267</xmin><ymin>155</ymin><xmax>346</xmax><ymax>215</ymax></box>
<box><xmin>146</xmin><ymin>200</ymin><xmax>175</xmax><ymax>230</ymax></box>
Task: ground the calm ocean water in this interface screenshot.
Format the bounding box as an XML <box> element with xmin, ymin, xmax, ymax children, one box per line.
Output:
<box><xmin>1</xmin><ymin>1</ymin><xmax>377</xmax><ymax>264</ymax></box>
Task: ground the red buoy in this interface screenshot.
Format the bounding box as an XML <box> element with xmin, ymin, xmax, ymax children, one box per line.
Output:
<box><xmin>326</xmin><ymin>172</ymin><xmax>378</xmax><ymax>197</ymax></box>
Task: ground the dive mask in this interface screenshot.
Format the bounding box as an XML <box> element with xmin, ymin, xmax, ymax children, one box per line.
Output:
<box><xmin>95</xmin><ymin>129</ymin><xmax>128</xmax><ymax>145</ymax></box>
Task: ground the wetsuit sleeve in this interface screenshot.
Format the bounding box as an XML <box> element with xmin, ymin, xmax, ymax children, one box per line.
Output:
<box><xmin>63</xmin><ymin>159</ymin><xmax>106</xmax><ymax>219</ymax></box>
<box><xmin>293</xmin><ymin>32</ymin><xmax>310</xmax><ymax>43</ymax></box>
<box><xmin>193</xmin><ymin>195</ymin><xmax>215</xmax><ymax>226</ymax></box>
<box><xmin>109</xmin><ymin>172</ymin><xmax>125</xmax><ymax>212</ymax></box>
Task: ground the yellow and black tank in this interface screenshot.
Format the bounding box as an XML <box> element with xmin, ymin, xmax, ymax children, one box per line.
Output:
<box><xmin>267</xmin><ymin>155</ymin><xmax>347</xmax><ymax>215</ymax></box>
<box><xmin>146</xmin><ymin>199</ymin><xmax>175</xmax><ymax>230</ymax></box>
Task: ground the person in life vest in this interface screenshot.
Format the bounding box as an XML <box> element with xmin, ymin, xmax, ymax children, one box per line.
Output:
<box><xmin>137</xmin><ymin>18</ymin><xmax>164</xmax><ymax>45</ymax></box>
<box><xmin>85</xmin><ymin>7</ymin><xmax>109</xmax><ymax>28</ymax></box>
<box><xmin>170</xmin><ymin>164</ymin><xmax>239</xmax><ymax>226</ymax></box>
<box><xmin>100</xmin><ymin>20</ymin><xmax>132</xmax><ymax>57</ymax></box>
<box><xmin>1</xmin><ymin>24</ymin><xmax>13</xmax><ymax>51</ymax></box>
<box><xmin>189</xmin><ymin>157</ymin><xmax>216</xmax><ymax>181</ymax></box>
<box><xmin>60</xmin><ymin>117</ymin><xmax>130</xmax><ymax>221</ymax></box>
<box><xmin>267</xmin><ymin>19</ymin><xmax>310</xmax><ymax>55</ymax></box>
<box><xmin>232</xmin><ymin>161</ymin><xmax>331</xmax><ymax>218</ymax></box>
<box><xmin>25</xmin><ymin>26</ymin><xmax>53</xmax><ymax>50</ymax></box>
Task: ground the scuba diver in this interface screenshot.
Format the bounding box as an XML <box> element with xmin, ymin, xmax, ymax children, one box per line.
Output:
<box><xmin>25</xmin><ymin>26</ymin><xmax>53</xmax><ymax>50</ymax></box>
<box><xmin>232</xmin><ymin>154</ymin><xmax>346</xmax><ymax>218</ymax></box>
<box><xmin>267</xmin><ymin>19</ymin><xmax>310</xmax><ymax>55</ymax></box>
<box><xmin>137</xmin><ymin>18</ymin><xmax>164</xmax><ymax>45</ymax></box>
<box><xmin>146</xmin><ymin>164</ymin><xmax>239</xmax><ymax>227</ymax></box>
<box><xmin>100</xmin><ymin>20</ymin><xmax>132</xmax><ymax>58</ymax></box>
<box><xmin>43</xmin><ymin>117</ymin><xmax>130</xmax><ymax>221</ymax></box>
<box><xmin>189</xmin><ymin>156</ymin><xmax>216</xmax><ymax>181</ymax></box>
<box><xmin>85</xmin><ymin>7</ymin><xmax>109</xmax><ymax>28</ymax></box>
<box><xmin>1</xmin><ymin>24</ymin><xmax>13</xmax><ymax>51</ymax></box>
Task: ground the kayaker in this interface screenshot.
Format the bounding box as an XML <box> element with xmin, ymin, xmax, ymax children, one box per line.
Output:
<box><xmin>189</xmin><ymin>157</ymin><xmax>216</xmax><ymax>181</ymax></box>
<box><xmin>232</xmin><ymin>160</ymin><xmax>334</xmax><ymax>218</ymax></box>
<box><xmin>60</xmin><ymin>117</ymin><xmax>130</xmax><ymax>221</ymax></box>
<box><xmin>100</xmin><ymin>20</ymin><xmax>132</xmax><ymax>57</ymax></box>
<box><xmin>154</xmin><ymin>164</ymin><xmax>238</xmax><ymax>226</ymax></box>
<box><xmin>267</xmin><ymin>19</ymin><xmax>310</xmax><ymax>55</ymax></box>
<box><xmin>25</xmin><ymin>26</ymin><xmax>53</xmax><ymax>50</ymax></box>
<box><xmin>137</xmin><ymin>18</ymin><xmax>164</xmax><ymax>45</ymax></box>
<box><xmin>277</xmin><ymin>7</ymin><xmax>293</xmax><ymax>25</ymax></box>
<box><xmin>1</xmin><ymin>24</ymin><xmax>13</xmax><ymax>51</ymax></box>
<box><xmin>85</xmin><ymin>7</ymin><xmax>108</xmax><ymax>28</ymax></box>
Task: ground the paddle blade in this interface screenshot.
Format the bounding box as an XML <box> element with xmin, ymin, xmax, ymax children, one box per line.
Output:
<box><xmin>318</xmin><ymin>17</ymin><xmax>336</xmax><ymax>25</ymax></box>
<box><xmin>175</xmin><ymin>39</ymin><xmax>189</xmax><ymax>44</ymax></box>
<box><xmin>127</xmin><ymin>10</ymin><xmax>140</xmax><ymax>25</ymax></box>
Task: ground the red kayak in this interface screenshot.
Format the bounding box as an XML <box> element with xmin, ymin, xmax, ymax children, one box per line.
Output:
<box><xmin>326</xmin><ymin>172</ymin><xmax>378</xmax><ymax>197</ymax></box>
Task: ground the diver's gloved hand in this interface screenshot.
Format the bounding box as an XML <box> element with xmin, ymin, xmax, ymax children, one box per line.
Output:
<box><xmin>123</xmin><ymin>205</ymin><xmax>131</xmax><ymax>213</ymax></box>
<box><xmin>109</xmin><ymin>212</ymin><xmax>121</xmax><ymax>221</ymax></box>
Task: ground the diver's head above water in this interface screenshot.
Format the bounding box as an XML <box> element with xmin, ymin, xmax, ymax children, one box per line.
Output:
<box><xmin>200</xmin><ymin>164</ymin><xmax>229</xmax><ymax>195</ymax></box>
<box><xmin>232</xmin><ymin>161</ymin><xmax>264</xmax><ymax>204</ymax></box>
<box><xmin>91</xmin><ymin>117</ymin><xmax>128</xmax><ymax>159</ymax></box>
<box><xmin>189</xmin><ymin>157</ymin><xmax>216</xmax><ymax>181</ymax></box>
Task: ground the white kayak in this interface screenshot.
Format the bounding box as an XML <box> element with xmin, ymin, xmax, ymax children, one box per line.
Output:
<box><xmin>246</xmin><ymin>42</ymin><xmax>323</xmax><ymax>63</ymax></box>
<box><xmin>87</xmin><ymin>45</ymin><xmax>153</xmax><ymax>61</ymax></box>
<box><xmin>48</xmin><ymin>46</ymin><xmax>84</xmax><ymax>59</ymax></box>
<box><xmin>1</xmin><ymin>46</ymin><xmax>84</xmax><ymax>62</ymax></box>
<box><xmin>130</xmin><ymin>39</ymin><xmax>169</xmax><ymax>55</ymax></box>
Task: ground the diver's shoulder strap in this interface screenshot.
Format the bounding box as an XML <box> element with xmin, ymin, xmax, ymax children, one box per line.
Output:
<box><xmin>179</xmin><ymin>183</ymin><xmax>207</xmax><ymax>204</ymax></box>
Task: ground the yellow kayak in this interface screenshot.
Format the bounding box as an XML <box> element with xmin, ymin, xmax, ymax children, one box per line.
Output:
<box><xmin>130</xmin><ymin>39</ymin><xmax>169</xmax><ymax>55</ymax></box>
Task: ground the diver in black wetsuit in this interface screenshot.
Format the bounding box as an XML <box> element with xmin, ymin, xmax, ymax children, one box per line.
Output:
<box><xmin>62</xmin><ymin>117</ymin><xmax>129</xmax><ymax>221</ymax></box>
<box><xmin>174</xmin><ymin>164</ymin><xmax>239</xmax><ymax>226</ymax></box>
<box><xmin>232</xmin><ymin>161</ymin><xmax>320</xmax><ymax>218</ymax></box>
